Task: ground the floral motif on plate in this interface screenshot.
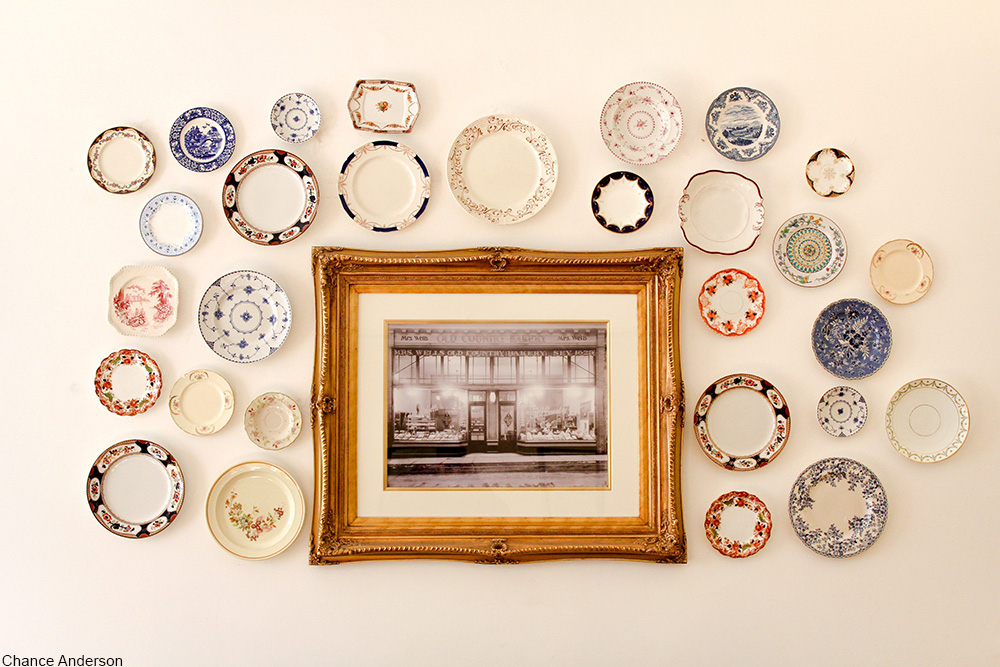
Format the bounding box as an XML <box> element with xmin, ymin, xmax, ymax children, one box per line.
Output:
<box><xmin>169</xmin><ymin>107</ymin><xmax>236</xmax><ymax>172</ymax></box>
<box><xmin>348</xmin><ymin>79</ymin><xmax>420</xmax><ymax>133</ymax></box>
<box><xmin>94</xmin><ymin>349</ymin><xmax>162</xmax><ymax>416</ymax></box>
<box><xmin>817</xmin><ymin>386</ymin><xmax>867</xmax><ymax>437</ymax></box>
<box><xmin>773</xmin><ymin>213</ymin><xmax>846</xmax><ymax>287</ymax></box>
<box><xmin>869</xmin><ymin>239</ymin><xmax>934</xmax><ymax>304</ymax></box>
<box><xmin>139</xmin><ymin>192</ymin><xmax>203</xmax><ymax>257</ymax></box>
<box><xmin>270</xmin><ymin>92</ymin><xmax>321</xmax><ymax>143</ymax></box>
<box><xmin>590</xmin><ymin>171</ymin><xmax>654</xmax><ymax>233</ymax></box>
<box><xmin>886</xmin><ymin>378</ymin><xmax>969</xmax><ymax>463</ymax></box>
<box><xmin>599</xmin><ymin>82</ymin><xmax>683</xmax><ymax>165</ymax></box>
<box><xmin>704</xmin><ymin>491</ymin><xmax>772</xmax><ymax>558</ymax></box>
<box><xmin>198</xmin><ymin>270</ymin><xmax>292</xmax><ymax>363</ymax></box>
<box><xmin>698</xmin><ymin>268</ymin><xmax>765</xmax><ymax>336</ymax></box>
<box><xmin>806</xmin><ymin>148</ymin><xmax>854</xmax><ymax>197</ymax></box>
<box><xmin>223</xmin><ymin>150</ymin><xmax>319</xmax><ymax>245</ymax></box>
<box><xmin>811</xmin><ymin>299</ymin><xmax>891</xmax><ymax>379</ymax></box>
<box><xmin>87</xmin><ymin>126</ymin><xmax>156</xmax><ymax>194</ymax></box>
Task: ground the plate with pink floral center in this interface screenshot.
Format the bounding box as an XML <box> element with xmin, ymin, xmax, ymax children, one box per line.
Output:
<box><xmin>698</xmin><ymin>268</ymin><xmax>765</xmax><ymax>336</ymax></box>
<box><xmin>870</xmin><ymin>239</ymin><xmax>934</xmax><ymax>304</ymax></box>
<box><xmin>244</xmin><ymin>392</ymin><xmax>302</xmax><ymax>450</ymax></box>
<box><xmin>206</xmin><ymin>461</ymin><xmax>305</xmax><ymax>559</ymax></box>
<box><xmin>704</xmin><ymin>491</ymin><xmax>772</xmax><ymax>558</ymax></box>
<box><xmin>600</xmin><ymin>82</ymin><xmax>683</xmax><ymax>165</ymax></box>
<box><xmin>94</xmin><ymin>349</ymin><xmax>162</xmax><ymax>416</ymax></box>
<box><xmin>108</xmin><ymin>265</ymin><xmax>178</xmax><ymax>337</ymax></box>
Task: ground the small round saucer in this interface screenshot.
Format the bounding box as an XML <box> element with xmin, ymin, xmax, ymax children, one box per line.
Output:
<box><xmin>270</xmin><ymin>93</ymin><xmax>321</xmax><ymax>143</ymax></box>
<box><xmin>244</xmin><ymin>392</ymin><xmax>302</xmax><ymax>450</ymax></box>
<box><xmin>870</xmin><ymin>239</ymin><xmax>934</xmax><ymax>304</ymax></box>
<box><xmin>806</xmin><ymin>148</ymin><xmax>854</xmax><ymax>197</ymax></box>
<box><xmin>591</xmin><ymin>171</ymin><xmax>653</xmax><ymax>233</ymax></box>
<box><xmin>704</xmin><ymin>491</ymin><xmax>772</xmax><ymax>558</ymax></box>
<box><xmin>139</xmin><ymin>192</ymin><xmax>203</xmax><ymax>256</ymax></box>
<box><xmin>168</xmin><ymin>370</ymin><xmax>234</xmax><ymax>436</ymax></box>
<box><xmin>94</xmin><ymin>349</ymin><xmax>162</xmax><ymax>416</ymax></box>
<box><xmin>87</xmin><ymin>127</ymin><xmax>156</xmax><ymax>194</ymax></box>
<box><xmin>698</xmin><ymin>268</ymin><xmax>765</xmax><ymax>336</ymax></box>
<box><xmin>817</xmin><ymin>386</ymin><xmax>868</xmax><ymax>437</ymax></box>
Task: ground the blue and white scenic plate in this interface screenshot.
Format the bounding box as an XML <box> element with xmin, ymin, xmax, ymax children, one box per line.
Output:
<box><xmin>705</xmin><ymin>87</ymin><xmax>780</xmax><ymax>161</ymax></box>
<box><xmin>812</xmin><ymin>298</ymin><xmax>891</xmax><ymax>379</ymax></box>
<box><xmin>139</xmin><ymin>192</ymin><xmax>203</xmax><ymax>256</ymax></box>
<box><xmin>817</xmin><ymin>386</ymin><xmax>867</xmax><ymax>437</ymax></box>
<box><xmin>788</xmin><ymin>457</ymin><xmax>887</xmax><ymax>558</ymax></box>
<box><xmin>198</xmin><ymin>271</ymin><xmax>291</xmax><ymax>363</ymax></box>
<box><xmin>270</xmin><ymin>92</ymin><xmax>321</xmax><ymax>143</ymax></box>
<box><xmin>169</xmin><ymin>107</ymin><xmax>236</xmax><ymax>172</ymax></box>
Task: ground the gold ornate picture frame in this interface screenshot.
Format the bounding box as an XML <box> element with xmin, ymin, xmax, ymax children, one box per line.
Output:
<box><xmin>310</xmin><ymin>247</ymin><xmax>684</xmax><ymax>563</ymax></box>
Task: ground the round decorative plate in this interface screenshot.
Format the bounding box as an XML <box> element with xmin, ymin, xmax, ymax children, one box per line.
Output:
<box><xmin>812</xmin><ymin>299</ymin><xmax>892</xmax><ymax>379</ymax></box>
<box><xmin>108</xmin><ymin>265</ymin><xmax>178</xmax><ymax>337</ymax></box>
<box><xmin>591</xmin><ymin>171</ymin><xmax>653</xmax><ymax>233</ymax></box>
<box><xmin>223</xmin><ymin>150</ymin><xmax>319</xmax><ymax>245</ymax></box>
<box><xmin>87</xmin><ymin>439</ymin><xmax>184</xmax><ymax>538</ymax></box>
<box><xmin>773</xmin><ymin>213</ymin><xmax>847</xmax><ymax>287</ymax></box>
<box><xmin>168</xmin><ymin>370</ymin><xmax>235</xmax><ymax>436</ymax></box>
<box><xmin>447</xmin><ymin>114</ymin><xmax>557</xmax><ymax>224</ymax></box>
<box><xmin>817</xmin><ymin>386</ymin><xmax>868</xmax><ymax>437</ymax></box>
<box><xmin>94</xmin><ymin>349</ymin><xmax>161</xmax><ymax>416</ymax></box>
<box><xmin>870</xmin><ymin>239</ymin><xmax>934</xmax><ymax>304</ymax></box>
<box><xmin>198</xmin><ymin>270</ymin><xmax>292</xmax><ymax>363</ymax></box>
<box><xmin>806</xmin><ymin>148</ymin><xmax>854</xmax><ymax>197</ymax></box>
<box><xmin>139</xmin><ymin>192</ymin><xmax>203</xmax><ymax>256</ymax></box>
<box><xmin>245</xmin><ymin>392</ymin><xmax>302</xmax><ymax>450</ymax></box>
<box><xmin>698</xmin><ymin>268</ymin><xmax>765</xmax><ymax>336</ymax></box>
<box><xmin>87</xmin><ymin>127</ymin><xmax>155</xmax><ymax>194</ymax></box>
<box><xmin>705</xmin><ymin>87</ymin><xmax>780</xmax><ymax>161</ymax></box>
<box><xmin>678</xmin><ymin>170</ymin><xmax>764</xmax><ymax>255</ymax></box>
<box><xmin>886</xmin><ymin>378</ymin><xmax>969</xmax><ymax>463</ymax></box>
<box><xmin>789</xmin><ymin>457</ymin><xmax>887</xmax><ymax>558</ymax></box>
<box><xmin>599</xmin><ymin>82</ymin><xmax>683</xmax><ymax>165</ymax></box>
<box><xmin>169</xmin><ymin>107</ymin><xmax>236</xmax><ymax>172</ymax></box>
<box><xmin>206</xmin><ymin>461</ymin><xmax>305</xmax><ymax>560</ymax></box>
<box><xmin>694</xmin><ymin>374</ymin><xmax>790</xmax><ymax>471</ymax></box>
<box><xmin>339</xmin><ymin>141</ymin><xmax>430</xmax><ymax>232</ymax></box>
<box><xmin>270</xmin><ymin>92</ymin><xmax>321</xmax><ymax>143</ymax></box>
<box><xmin>704</xmin><ymin>491</ymin><xmax>772</xmax><ymax>558</ymax></box>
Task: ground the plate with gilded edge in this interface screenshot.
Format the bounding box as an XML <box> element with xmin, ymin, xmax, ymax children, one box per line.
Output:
<box><xmin>789</xmin><ymin>457</ymin><xmax>887</xmax><ymax>558</ymax></box>
<box><xmin>811</xmin><ymin>298</ymin><xmax>892</xmax><ymax>379</ymax></box>
<box><xmin>223</xmin><ymin>150</ymin><xmax>319</xmax><ymax>246</ymax></box>
<box><xmin>270</xmin><ymin>92</ymin><xmax>321</xmax><ymax>143</ymax></box>
<box><xmin>698</xmin><ymin>268</ymin><xmax>765</xmax><ymax>336</ymax></box>
<box><xmin>93</xmin><ymin>349</ymin><xmax>162</xmax><ymax>416</ymax></box>
<box><xmin>447</xmin><ymin>114</ymin><xmax>557</xmax><ymax>225</ymax></box>
<box><xmin>599</xmin><ymin>82</ymin><xmax>683</xmax><ymax>165</ymax></box>
<box><xmin>705</xmin><ymin>87</ymin><xmax>780</xmax><ymax>161</ymax></box>
<box><xmin>87</xmin><ymin>126</ymin><xmax>156</xmax><ymax>194</ymax></box>
<box><xmin>773</xmin><ymin>213</ymin><xmax>847</xmax><ymax>287</ymax></box>
<box><xmin>678</xmin><ymin>170</ymin><xmax>764</xmax><ymax>255</ymax></box>
<box><xmin>108</xmin><ymin>265</ymin><xmax>178</xmax><ymax>337</ymax></box>
<box><xmin>870</xmin><ymin>239</ymin><xmax>934</xmax><ymax>304</ymax></box>
<box><xmin>886</xmin><ymin>378</ymin><xmax>969</xmax><ymax>463</ymax></box>
<box><xmin>817</xmin><ymin>386</ymin><xmax>868</xmax><ymax>437</ymax></box>
<box><xmin>348</xmin><ymin>79</ymin><xmax>420</xmax><ymax>133</ymax></box>
<box><xmin>198</xmin><ymin>270</ymin><xmax>291</xmax><ymax>363</ymax></box>
<box><xmin>169</xmin><ymin>107</ymin><xmax>236</xmax><ymax>172</ymax></box>
<box><xmin>806</xmin><ymin>148</ymin><xmax>854</xmax><ymax>197</ymax></box>
<box><xmin>591</xmin><ymin>171</ymin><xmax>653</xmax><ymax>233</ymax></box>
<box><xmin>245</xmin><ymin>392</ymin><xmax>302</xmax><ymax>450</ymax></box>
<box><xmin>704</xmin><ymin>491</ymin><xmax>772</xmax><ymax>558</ymax></box>
<box><xmin>693</xmin><ymin>374</ymin><xmax>790</xmax><ymax>471</ymax></box>
<box><xmin>206</xmin><ymin>461</ymin><xmax>305</xmax><ymax>559</ymax></box>
<box><xmin>87</xmin><ymin>439</ymin><xmax>184</xmax><ymax>538</ymax></box>
<box><xmin>339</xmin><ymin>141</ymin><xmax>430</xmax><ymax>232</ymax></box>
<box><xmin>168</xmin><ymin>369</ymin><xmax>235</xmax><ymax>436</ymax></box>
<box><xmin>139</xmin><ymin>192</ymin><xmax>203</xmax><ymax>256</ymax></box>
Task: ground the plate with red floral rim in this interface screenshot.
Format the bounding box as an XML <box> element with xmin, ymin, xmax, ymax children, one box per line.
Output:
<box><xmin>168</xmin><ymin>370</ymin><xmax>234</xmax><ymax>436</ymax></box>
<box><xmin>694</xmin><ymin>374</ymin><xmax>790</xmax><ymax>471</ymax></box>
<box><xmin>244</xmin><ymin>392</ymin><xmax>302</xmax><ymax>450</ymax></box>
<box><xmin>87</xmin><ymin>439</ymin><xmax>184</xmax><ymax>538</ymax></box>
<box><xmin>599</xmin><ymin>82</ymin><xmax>683</xmax><ymax>165</ymax></box>
<box><xmin>108</xmin><ymin>265</ymin><xmax>178</xmax><ymax>337</ymax></box>
<box><xmin>704</xmin><ymin>491</ymin><xmax>772</xmax><ymax>558</ymax></box>
<box><xmin>698</xmin><ymin>268</ymin><xmax>765</xmax><ymax>336</ymax></box>
<box><xmin>678</xmin><ymin>170</ymin><xmax>764</xmax><ymax>255</ymax></box>
<box><xmin>87</xmin><ymin>126</ymin><xmax>156</xmax><ymax>194</ymax></box>
<box><xmin>773</xmin><ymin>213</ymin><xmax>847</xmax><ymax>287</ymax></box>
<box><xmin>94</xmin><ymin>349</ymin><xmax>162</xmax><ymax>416</ymax></box>
<box><xmin>206</xmin><ymin>461</ymin><xmax>305</xmax><ymax>559</ymax></box>
<box><xmin>869</xmin><ymin>239</ymin><xmax>934</xmax><ymax>304</ymax></box>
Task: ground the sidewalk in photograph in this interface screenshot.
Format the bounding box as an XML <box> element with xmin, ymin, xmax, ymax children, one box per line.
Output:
<box><xmin>387</xmin><ymin>453</ymin><xmax>608</xmax><ymax>488</ymax></box>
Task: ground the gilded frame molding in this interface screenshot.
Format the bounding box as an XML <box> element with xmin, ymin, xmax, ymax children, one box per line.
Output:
<box><xmin>310</xmin><ymin>247</ymin><xmax>684</xmax><ymax>564</ymax></box>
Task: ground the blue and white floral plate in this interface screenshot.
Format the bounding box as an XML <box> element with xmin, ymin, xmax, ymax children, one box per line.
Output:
<box><xmin>812</xmin><ymin>298</ymin><xmax>891</xmax><ymax>379</ymax></box>
<box><xmin>270</xmin><ymin>93</ymin><xmax>321</xmax><ymax>143</ymax></box>
<box><xmin>139</xmin><ymin>192</ymin><xmax>202</xmax><ymax>256</ymax></box>
<box><xmin>169</xmin><ymin>107</ymin><xmax>236</xmax><ymax>172</ymax></box>
<box><xmin>705</xmin><ymin>87</ymin><xmax>780</xmax><ymax>161</ymax></box>
<box><xmin>198</xmin><ymin>270</ymin><xmax>291</xmax><ymax>363</ymax></box>
<box><xmin>789</xmin><ymin>457</ymin><xmax>887</xmax><ymax>558</ymax></box>
<box><xmin>817</xmin><ymin>386</ymin><xmax>867</xmax><ymax>437</ymax></box>
<box><xmin>338</xmin><ymin>141</ymin><xmax>430</xmax><ymax>232</ymax></box>
<box><xmin>773</xmin><ymin>213</ymin><xmax>846</xmax><ymax>287</ymax></box>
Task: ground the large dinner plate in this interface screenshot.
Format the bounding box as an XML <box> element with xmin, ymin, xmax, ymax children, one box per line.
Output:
<box><xmin>599</xmin><ymin>81</ymin><xmax>683</xmax><ymax>165</ymax></box>
<box><xmin>447</xmin><ymin>114</ymin><xmax>557</xmax><ymax>224</ymax></box>
<box><xmin>198</xmin><ymin>270</ymin><xmax>291</xmax><ymax>363</ymax></box>
<box><xmin>789</xmin><ymin>457</ymin><xmax>887</xmax><ymax>558</ymax></box>
<box><xmin>223</xmin><ymin>150</ymin><xmax>319</xmax><ymax>245</ymax></box>
<box><xmin>339</xmin><ymin>141</ymin><xmax>430</xmax><ymax>232</ymax></box>
<box><xmin>886</xmin><ymin>378</ymin><xmax>969</xmax><ymax>463</ymax></box>
<box><xmin>705</xmin><ymin>87</ymin><xmax>780</xmax><ymax>161</ymax></box>
<box><xmin>678</xmin><ymin>170</ymin><xmax>765</xmax><ymax>255</ymax></box>
<box><xmin>773</xmin><ymin>213</ymin><xmax>847</xmax><ymax>287</ymax></box>
<box><xmin>811</xmin><ymin>298</ymin><xmax>892</xmax><ymax>379</ymax></box>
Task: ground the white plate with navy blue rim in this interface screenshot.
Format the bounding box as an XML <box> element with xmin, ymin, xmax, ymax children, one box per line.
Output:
<box><xmin>705</xmin><ymin>87</ymin><xmax>780</xmax><ymax>161</ymax></box>
<box><xmin>270</xmin><ymin>93</ymin><xmax>321</xmax><ymax>143</ymax></box>
<box><xmin>339</xmin><ymin>141</ymin><xmax>430</xmax><ymax>232</ymax></box>
<box><xmin>139</xmin><ymin>192</ymin><xmax>203</xmax><ymax>256</ymax></box>
<box><xmin>591</xmin><ymin>171</ymin><xmax>653</xmax><ymax>233</ymax></box>
<box><xmin>198</xmin><ymin>270</ymin><xmax>291</xmax><ymax>363</ymax></box>
<box><xmin>169</xmin><ymin>107</ymin><xmax>236</xmax><ymax>172</ymax></box>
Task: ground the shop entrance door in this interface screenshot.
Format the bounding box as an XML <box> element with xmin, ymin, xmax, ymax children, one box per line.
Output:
<box><xmin>498</xmin><ymin>390</ymin><xmax>517</xmax><ymax>452</ymax></box>
<box><xmin>468</xmin><ymin>391</ymin><xmax>486</xmax><ymax>453</ymax></box>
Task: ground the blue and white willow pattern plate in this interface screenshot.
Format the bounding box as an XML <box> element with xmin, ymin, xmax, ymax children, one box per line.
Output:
<box><xmin>789</xmin><ymin>457</ymin><xmax>887</xmax><ymax>558</ymax></box>
<box><xmin>270</xmin><ymin>93</ymin><xmax>321</xmax><ymax>143</ymax></box>
<box><xmin>705</xmin><ymin>87</ymin><xmax>780</xmax><ymax>161</ymax></box>
<box><xmin>817</xmin><ymin>386</ymin><xmax>867</xmax><ymax>437</ymax></box>
<box><xmin>169</xmin><ymin>107</ymin><xmax>236</xmax><ymax>172</ymax></box>
<box><xmin>139</xmin><ymin>192</ymin><xmax>203</xmax><ymax>256</ymax></box>
<box><xmin>811</xmin><ymin>298</ymin><xmax>891</xmax><ymax>379</ymax></box>
<box><xmin>198</xmin><ymin>271</ymin><xmax>291</xmax><ymax>363</ymax></box>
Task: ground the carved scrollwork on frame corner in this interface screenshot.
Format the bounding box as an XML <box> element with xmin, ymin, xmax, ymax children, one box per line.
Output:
<box><xmin>639</xmin><ymin>518</ymin><xmax>686</xmax><ymax>561</ymax></box>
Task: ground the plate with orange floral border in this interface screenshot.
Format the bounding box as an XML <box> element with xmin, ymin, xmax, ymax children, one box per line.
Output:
<box><xmin>698</xmin><ymin>268</ymin><xmax>765</xmax><ymax>336</ymax></box>
<box><xmin>704</xmin><ymin>491</ymin><xmax>772</xmax><ymax>558</ymax></box>
<box><xmin>94</xmin><ymin>349</ymin><xmax>162</xmax><ymax>416</ymax></box>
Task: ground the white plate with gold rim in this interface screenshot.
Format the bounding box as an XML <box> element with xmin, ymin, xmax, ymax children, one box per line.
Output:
<box><xmin>886</xmin><ymin>378</ymin><xmax>969</xmax><ymax>463</ymax></box>
<box><xmin>87</xmin><ymin>126</ymin><xmax>156</xmax><ymax>194</ymax></box>
<box><xmin>244</xmin><ymin>392</ymin><xmax>302</xmax><ymax>450</ymax></box>
<box><xmin>206</xmin><ymin>461</ymin><xmax>305</xmax><ymax>559</ymax></box>
<box><xmin>678</xmin><ymin>170</ymin><xmax>764</xmax><ymax>255</ymax></box>
<box><xmin>168</xmin><ymin>370</ymin><xmax>234</xmax><ymax>436</ymax></box>
<box><xmin>870</xmin><ymin>239</ymin><xmax>934</xmax><ymax>304</ymax></box>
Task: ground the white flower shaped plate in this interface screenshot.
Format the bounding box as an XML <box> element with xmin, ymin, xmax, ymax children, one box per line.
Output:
<box><xmin>773</xmin><ymin>213</ymin><xmax>847</xmax><ymax>287</ymax></box>
<box><xmin>139</xmin><ymin>192</ymin><xmax>203</xmax><ymax>256</ymax></box>
<box><xmin>448</xmin><ymin>114</ymin><xmax>557</xmax><ymax>224</ymax></box>
<box><xmin>678</xmin><ymin>170</ymin><xmax>764</xmax><ymax>255</ymax></box>
<box><xmin>806</xmin><ymin>148</ymin><xmax>854</xmax><ymax>197</ymax></box>
<box><xmin>870</xmin><ymin>239</ymin><xmax>934</xmax><ymax>304</ymax></box>
<box><xmin>198</xmin><ymin>270</ymin><xmax>292</xmax><ymax>363</ymax></box>
<box><xmin>817</xmin><ymin>386</ymin><xmax>867</xmax><ymax>437</ymax></box>
<box><xmin>270</xmin><ymin>92</ymin><xmax>321</xmax><ymax>143</ymax></box>
<box><xmin>599</xmin><ymin>82</ymin><xmax>683</xmax><ymax>165</ymax></box>
<box><xmin>108</xmin><ymin>265</ymin><xmax>178</xmax><ymax>337</ymax></box>
<box><xmin>339</xmin><ymin>141</ymin><xmax>430</xmax><ymax>232</ymax></box>
<box><xmin>87</xmin><ymin>126</ymin><xmax>156</xmax><ymax>194</ymax></box>
<box><xmin>168</xmin><ymin>369</ymin><xmax>234</xmax><ymax>436</ymax></box>
<box><xmin>244</xmin><ymin>392</ymin><xmax>302</xmax><ymax>450</ymax></box>
<box><xmin>886</xmin><ymin>378</ymin><xmax>969</xmax><ymax>463</ymax></box>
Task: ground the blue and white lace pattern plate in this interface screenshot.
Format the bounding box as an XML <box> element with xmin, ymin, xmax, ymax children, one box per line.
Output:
<box><xmin>198</xmin><ymin>270</ymin><xmax>291</xmax><ymax>363</ymax></box>
<box><xmin>139</xmin><ymin>192</ymin><xmax>203</xmax><ymax>256</ymax></box>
